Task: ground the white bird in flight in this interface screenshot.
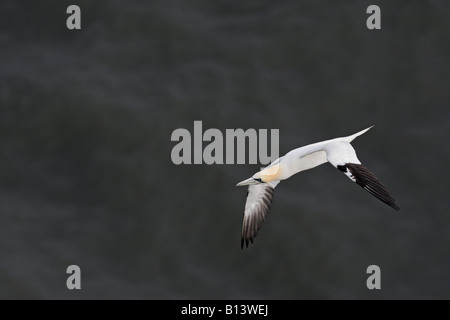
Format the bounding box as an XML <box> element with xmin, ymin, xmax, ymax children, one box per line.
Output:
<box><xmin>236</xmin><ymin>126</ymin><xmax>399</xmax><ymax>248</ymax></box>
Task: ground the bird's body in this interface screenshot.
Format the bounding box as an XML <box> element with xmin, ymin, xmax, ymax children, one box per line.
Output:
<box><xmin>236</xmin><ymin>126</ymin><xmax>399</xmax><ymax>248</ymax></box>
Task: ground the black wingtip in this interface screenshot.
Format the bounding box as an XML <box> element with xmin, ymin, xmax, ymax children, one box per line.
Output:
<box><xmin>345</xmin><ymin>163</ymin><xmax>400</xmax><ymax>212</ymax></box>
<box><xmin>384</xmin><ymin>199</ymin><xmax>400</xmax><ymax>211</ymax></box>
<box><xmin>241</xmin><ymin>237</ymin><xmax>252</xmax><ymax>249</ymax></box>
<box><xmin>391</xmin><ymin>203</ymin><xmax>400</xmax><ymax>211</ymax></box>
<box><xmin>389</xmin><ymin>199</ymin><xmax>400</xmax><ymax>211</ymax></box>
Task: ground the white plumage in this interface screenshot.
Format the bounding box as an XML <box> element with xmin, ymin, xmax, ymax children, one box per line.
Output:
<box><xmin>236</xmin><ymin>126</ymin><xmax>399</xmax><ymax>248</ymax></box>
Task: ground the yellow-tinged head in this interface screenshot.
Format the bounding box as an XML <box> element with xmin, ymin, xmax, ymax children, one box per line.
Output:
<box><xmin>257</xmin><ymin>163</ymin><xmax>281</xmax><ymax>182</ymax></box>
<box><xmin>236</xmin><ymin>163</ymin><xmax>281</xmax><ymax>186</ymax></box>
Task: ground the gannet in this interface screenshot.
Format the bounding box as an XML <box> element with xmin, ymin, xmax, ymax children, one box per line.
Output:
<box><xmin>236</xmin><ymin>126</ymin><xmax>399</xmax><ymax>248</ymax></box>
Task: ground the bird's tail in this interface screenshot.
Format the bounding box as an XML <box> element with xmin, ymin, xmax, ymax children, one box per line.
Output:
<box><xmin>343</xmin><ymin>125</ymin><xmax>374</xmax><ymax>143</ymax></box>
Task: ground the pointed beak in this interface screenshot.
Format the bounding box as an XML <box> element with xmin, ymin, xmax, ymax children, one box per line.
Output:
<box><xmin>236</xmin><ymin>177</ymin><xmax>259</xmax><ymax>187</ymax></box>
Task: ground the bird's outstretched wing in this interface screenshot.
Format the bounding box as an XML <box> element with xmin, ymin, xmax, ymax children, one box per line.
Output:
<box><xmin>337</xmin><ymin>163</ymin><xmax>399</xmax><ymax>210</ymax></box>
<box><xmin>241</xmin><ymin>181</ymin><xmax>279</xmax><ymax>248</ymax></box>
<box><xmin>326</xmin><ymin>141</ymin><xmax>399</xmax><ymax>210</ymax></box>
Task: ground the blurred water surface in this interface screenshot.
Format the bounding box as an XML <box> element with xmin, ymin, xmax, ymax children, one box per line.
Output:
<box><xmin>0</xmin><ymin>0</ymin><xmax>449</xmax><ymax>299</ymax></box>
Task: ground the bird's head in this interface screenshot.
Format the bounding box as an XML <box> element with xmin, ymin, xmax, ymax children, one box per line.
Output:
<box><xmin>236</xmin><ymin>163</ymin><xmax>281</xmax><ymax>186</ymax></box>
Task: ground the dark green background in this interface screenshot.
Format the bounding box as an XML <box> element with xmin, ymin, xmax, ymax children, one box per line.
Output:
<box><xmin>0</xmin><ymin>0</ymin><xmax>449</xmax><ymax>299</ymax></box>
